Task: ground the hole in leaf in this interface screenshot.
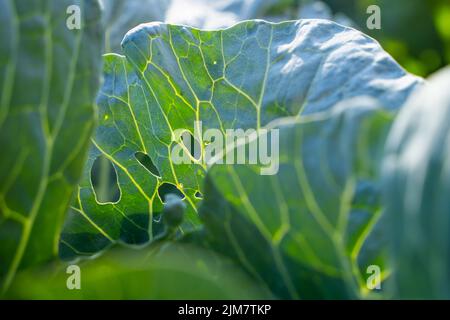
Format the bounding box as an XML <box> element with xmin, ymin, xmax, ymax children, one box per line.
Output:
<box><xmin>181</xmin><ymin>131</ymin><xmax>201</xmax><ymax>161</ymax></box>
<box><xmin>194</xmin><ymin>191</ymin><xmax>203</xmax><ymax>199</ymax></box>
<box><xmin>134</xmin><ymin>151</ymin><xmax>161</xmax><ymax>178</ymax></box>
<box><xmin>158</xmin><ymin>183</ymin><xmax>185</xmax><ymax>203</ymax></box>
<box><xmin>91</xmin><ymin>155</ymin><xmax>120</xmax><ymax>203</ymax></box>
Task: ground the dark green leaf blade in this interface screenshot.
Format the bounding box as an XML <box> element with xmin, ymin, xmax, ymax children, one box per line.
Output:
<box><xmin>0</xmin><ymin>0</ymin><xmax>103</xmax><ymax>292</ymax></box>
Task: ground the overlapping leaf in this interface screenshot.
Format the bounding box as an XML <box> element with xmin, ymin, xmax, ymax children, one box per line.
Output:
<box><xmin>383</xmin><ymin>67</ymin><xmax>450</xmax><ymax>299</ymax></box>
<box><xmin>60</xmin><ymin>19</ymin><xmax>422</xmax><ymax>260</ymax></box>
<box><xmin>0</xmin><ymin>0</ymin><xmax>103</xmax><ymax>292</ymax></box>
<box><xmin>200</xmin><ymin>98</ymin><xmax>393</xmax><ymax>299</ymax></box>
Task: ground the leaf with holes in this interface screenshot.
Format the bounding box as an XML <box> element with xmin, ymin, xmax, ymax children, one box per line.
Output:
<box><xmin>60</xmin><ymin>19</ymin><xmax>421</xmax><ymax>260</ymax></box>
<box><xmin>0</xmin><ymin>0</ymin><xmax>103</xmax><ymax>292</ymax></box>
<box><xmin>199</xmin><ymin>98</ymin><xmax>394</xmax><ymax>299</ymax></box>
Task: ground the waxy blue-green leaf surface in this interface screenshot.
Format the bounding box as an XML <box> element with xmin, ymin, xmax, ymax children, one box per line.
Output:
<box><xmin>60</xmin><ymin>19</ymin><xmax>422</xmax><ymax>260</ymax></box>
<box><xmin>0</xmin><ymin>0</ymin><xmax>103</xmax><ymax>292</ymax></box>
<box><xmin>199</xmin><ymin>98</ymin><xmax>393</xmax><ymax>299</ymax></box>
<box><xmin>102</xmin><ymin>0</ymin><xmax>280</xmax><ymax>52</ymax></box>
<box><xmin>383</xmin><ymin>67</ymin><xmax>450</xmax><ymax>299</ymax></box>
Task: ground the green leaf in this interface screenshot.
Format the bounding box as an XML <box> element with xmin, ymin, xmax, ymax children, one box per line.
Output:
<box><xmin>199</xmin><ymin>98</ymin><xmax>394</xmax><ymax>299</ymax></box>
<box><xmin>0</xmin><ymin>0</ymin><xmax>103</xmax><ymax>292</ymax></box>
<box><xmin>60</xmin><ymin>19</ymin><xmax>421</xmax><ymax>260</ymax></box>
<box><xmin>7</xmin><ymin>243</ymin><xmax>272</xmax><ymax>299</ymax></box>
<box><xmin>320</xmin><ymin>0</ymin><xmax>447</xmax><ymax>76</ymax></box>
<box><xmin>383</xmin><ymin>67</ymin><xmax>450</xmax><ymax>299</ymax></box>
<box><xmin>102</xmin><ymin>0</ymin><xmax>280</xmax><ymax>52</ymax></box>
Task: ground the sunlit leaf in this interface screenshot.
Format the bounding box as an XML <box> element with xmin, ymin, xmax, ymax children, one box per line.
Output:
<box><xmin>60</xmin><ymin>19</ymin><xmax>421</xmax><ymax>260</ymax></box>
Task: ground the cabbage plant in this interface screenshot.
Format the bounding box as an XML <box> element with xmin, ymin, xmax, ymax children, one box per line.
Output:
<box><xmin>0</xmin><ymin>0</ymin><xmax>448</xmax><ymax>300</ymax></box>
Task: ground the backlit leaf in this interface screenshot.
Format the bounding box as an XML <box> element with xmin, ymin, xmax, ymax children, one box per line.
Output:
<box><xmin>60</xmin><ymin>19</ymin><xmax>421</xmax><ymax>260</ymax></box>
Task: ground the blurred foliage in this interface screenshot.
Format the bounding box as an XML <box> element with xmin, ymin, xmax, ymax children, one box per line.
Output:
<box><xmin>7</xmin><ymin>244</ymin><xmax>272</xmax><ymax>299</ymax></box>
<box><xmin>252</xmin><ymin>0</ymin><xmax>450</xmax><ymax>76</ymax></box>
<box><xmin>101</xmin><ymin>0</ymin><xmax>449</xmax><ymax>76</ymax></box>
<box><xmin>0</xmin><ymin>0</ymin><xmax>447</xmax><ymax>301</ymax></box>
